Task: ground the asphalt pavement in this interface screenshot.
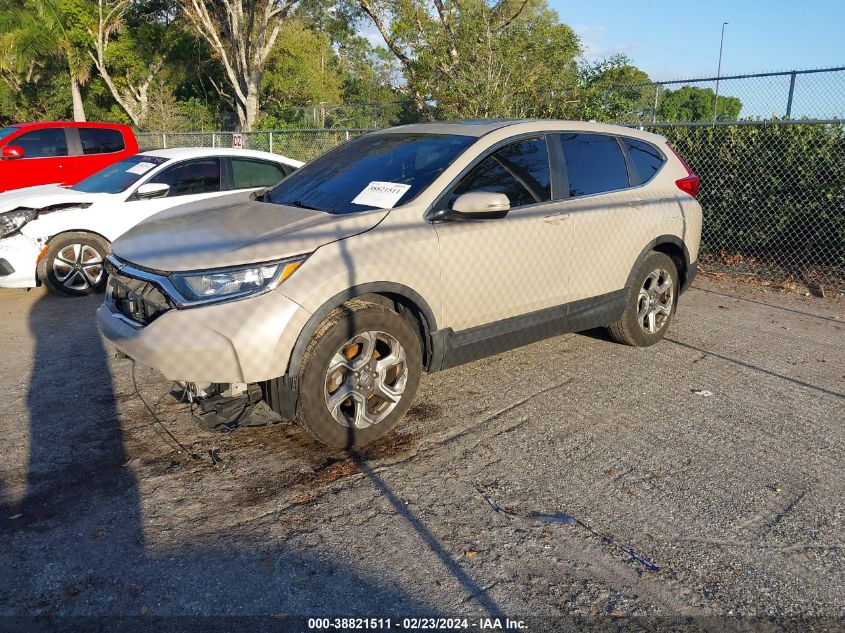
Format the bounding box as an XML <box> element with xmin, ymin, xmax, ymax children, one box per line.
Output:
<box><xmin>0</xmin><ymin>275</ymin><xmax>843</xmax><ymax>625</ymax></box>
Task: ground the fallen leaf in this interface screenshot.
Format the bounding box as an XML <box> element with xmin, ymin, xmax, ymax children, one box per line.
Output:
<box><xmin>465</xmin><ymin>550</ymin><xmax>479</xmax><ymax>559</ymax></box>
<box><xmin>691</xmin><ymin>389</ymin><xmax>714</xmax><ymax>397</ymax></box>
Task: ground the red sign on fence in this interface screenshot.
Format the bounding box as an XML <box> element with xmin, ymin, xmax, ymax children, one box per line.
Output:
<box><xmin>232</xmin><ymin>133</ymin><xmax>243</xmax><ymax>149</ymax></box>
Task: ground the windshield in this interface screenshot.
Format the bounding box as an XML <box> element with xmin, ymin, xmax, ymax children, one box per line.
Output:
<box><xmin>70</xmin><ymin>155</ymin><xmax>170</xmax><ymax>194</ymax></box>
<box><xmin>0</xmin><ymin>126</ymin><xmax>21</xmax><ymax>142</ymax></box>
<box><xmin>267</xmin><ymin>133</ymin><xmax>476</xmax><ymax>214</ymax></box>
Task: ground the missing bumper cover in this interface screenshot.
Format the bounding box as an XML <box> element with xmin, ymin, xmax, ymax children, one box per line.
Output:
<box><xmin>189</xmin><ymin>383</ymin><xmax>283</xmax><ymax>432</ymax></box>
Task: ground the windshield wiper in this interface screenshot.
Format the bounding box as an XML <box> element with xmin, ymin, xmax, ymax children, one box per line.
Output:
<box><xmin>284</xmin><ymin>199</ymin><xmax>324</xmax><ymax>212</ymax></box>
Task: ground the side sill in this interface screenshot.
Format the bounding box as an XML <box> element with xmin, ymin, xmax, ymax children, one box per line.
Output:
<box><xmin>428</xmin><ymin>290</ymin><xmax>626</xmax><ymax>372</ymax></box>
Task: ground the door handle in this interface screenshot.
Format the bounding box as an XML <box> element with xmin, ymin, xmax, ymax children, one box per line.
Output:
<box><xmin>542</xmin><ymin>213</ymin><xmax>570</xmax><ymax>224</ymax></box>
<box><xmin>627</xmin><ymin>199</ymin><xmax>646</xmax><ymax>208</ymax></box>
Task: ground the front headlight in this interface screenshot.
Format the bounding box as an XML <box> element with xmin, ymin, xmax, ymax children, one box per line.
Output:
<box><xmin>0</xmin><ymin>208</ymin><xmax>37</xmax><ymax>238</ymax></box>
<box><xmin>169</xmin><ymin>256</ymin><xmax>306</xmax><ymax>304</ymax></box>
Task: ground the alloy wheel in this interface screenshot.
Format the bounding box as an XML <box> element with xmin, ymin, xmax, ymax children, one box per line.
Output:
<box><xmin>52</xmin><ymin>244</ymin><xmax>104</xmax><ymax>291</ymax></box>
<box><xmin>636</xmin><ymin>268</ymin><xmax>674</xmax><ymax>334</ymax></box>
<box><xmin>324</xmin><ymin>330</ymin><xmax>408</xmax><ymax>428</ymax></box>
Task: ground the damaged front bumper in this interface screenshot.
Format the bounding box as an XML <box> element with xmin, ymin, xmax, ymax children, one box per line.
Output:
<box><xmin>0</xmin><ymin>234</ymin><xmax>41</xmax><ymax>288</ymax></box>
<box><xmin>97</xmin><ymin>281</ymin><xmax>312</xmax><ymax>385</ymax></box>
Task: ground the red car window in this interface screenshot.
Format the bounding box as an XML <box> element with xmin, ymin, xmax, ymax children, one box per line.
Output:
<box><xmin>14</xmin><ymin>128</ymin><xmax>69</xmax><ymax>158</ymax></box>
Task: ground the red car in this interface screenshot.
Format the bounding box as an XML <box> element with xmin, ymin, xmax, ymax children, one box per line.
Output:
<box><xmin>0</xmin><ymin>122</ymin><xmax>138</xmax><ymax>193</ymax></box>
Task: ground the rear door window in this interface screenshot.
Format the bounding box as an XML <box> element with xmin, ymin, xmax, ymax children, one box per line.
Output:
<box><xmin>559</xmin><ymin>133</ymin><xmax>629</xmax><ymax>197</ymax></box>
<box><xmin>150</xmin><ymin>158</ymin><xmax>221</xmax><ymax>197</ymax></box>
<box><xmin>13</xmin><ymin>128</ymin><xmax>69</xmax><ymax>158</ymax></box>
<box><xmin>232</xmin><ymin>159</ymin><xmax>286</xmax><ymax>189</ymax></box>
<box><xmin>623</xmin><ymin>137</ymin><xmax>665</xmax><ymax>184</ymax></box>
<box><xmin>79</xmin><ymin>128</ymin><xmax>125</xmax><ymax>155</ymax></box>
<box><xmin>453</xmin><ymin>137</ymin><xmax>551</xmax><ymax>208</ymax></box>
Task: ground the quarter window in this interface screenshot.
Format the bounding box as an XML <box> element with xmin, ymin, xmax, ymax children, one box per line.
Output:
<box><xmin>453</xmin><ymin>138</ymin><xmax>551</xmax><ymax>208</ymax></box>
<box><xmin>150</xmin><ymin>158</ymin><xmax>221</xmax><ymax>197</ymax></box>
<box><xmin>232</xmin><ymin>159</ymin><xmax>286</xmax><ymax>189</ymax></box>
<box><xmin>12</xmin><ymin>128</ymin><xmax>68</xmax><ymax>158</ymax></box>
<box><xmin>559</xmin><ymin>133</ymin><xmax>629</xmax><ymax>197</ymax></box>
<box><xmin>79</xmin><ymin>128</ymin><xmax>125</xmax><ymax>155</ymax></box>
<box><xmin>623</xmin><ymin>138</ymin><xmax>665</xmax><ymax>184</ymax></box>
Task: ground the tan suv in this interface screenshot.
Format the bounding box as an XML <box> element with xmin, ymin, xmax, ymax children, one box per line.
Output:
<box><xmin>98</xmin><ymin>120</ymin><xmax>702</xmax><ymax>447</ymax></box>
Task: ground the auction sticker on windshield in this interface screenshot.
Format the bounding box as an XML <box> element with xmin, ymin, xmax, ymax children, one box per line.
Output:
<box><xmin>126</xmin><ymin>162</ymin><xmax>158</xmax><ymax>176</ymax></box>
<box><xmin>351</xmin><ymin>182</ymin><xmax>412</xmax><ymax>209</ymax></box>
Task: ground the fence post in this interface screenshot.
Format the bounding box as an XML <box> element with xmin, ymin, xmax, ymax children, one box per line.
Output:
<box><xmin>161</xmin><ymin>133</ymin><xmax>167</xmax><ymax>149</ymax></box>
<box><xmin>786</xmin><ymin>71</ymin><xmax>797</xmax><ymax>118</ymax></box>
<box><xmin>652</xmin><ymin>85</ymin><xmax>660</xmax><ymax>123</ymax></box>
<box><xmin>345</xmin><ymin>130</ymin><xmax>350</xmax><ymax>141</ymax></box>
<box><xmin>212</xmin><ymin>132</ymin><xmax>216</xmax><ymax>148</ymax></box>
<box><xmin>269</xmin><ymin>131</ymin><xmax>273</xmax><ymax>154</ymax></box>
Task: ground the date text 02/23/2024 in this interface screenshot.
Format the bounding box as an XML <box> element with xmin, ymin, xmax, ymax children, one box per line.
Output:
<box><xmin>307</xmin><ymin>618</ymin><xmax>528</xmax><ymax>630</ymax></box>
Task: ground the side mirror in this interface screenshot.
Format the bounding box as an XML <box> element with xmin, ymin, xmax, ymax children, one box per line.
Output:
<box><xmin>135</xmin><ymin>182</ymin><xmax>170</xmax><ymax>200</ymax></box>
<box><xmin>250</xmin><ymin>186</ymin><xmax>270</xmax><ymax>202</ymax></box>
<box><xmin>1</xmin><ymin>145</ymin><xmax>24</xmax><ymax>159</ymax></box>
<box><xmin>431</xmin><ymin>192</ymin><xmax>511</xmax><ymax>222</ymax></box>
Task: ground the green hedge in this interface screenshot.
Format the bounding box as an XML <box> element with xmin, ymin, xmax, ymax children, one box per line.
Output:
<box><xmin>653</xmin><ymin>123</ymin><xmax>845</xmax><ymax>274</ymax></box>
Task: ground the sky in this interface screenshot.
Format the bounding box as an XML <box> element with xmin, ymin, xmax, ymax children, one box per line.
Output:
<box><xmin>358</xmin><ymin>0</ymin><xmax>845</xmax><ymax>117</ymax></box>
<box><xmin>558</xmin><ymin>0</ymin><xmax>845</xmax><ymax>80</ymax></box>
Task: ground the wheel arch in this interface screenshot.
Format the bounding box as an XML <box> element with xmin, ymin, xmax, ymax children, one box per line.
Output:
<box><xmin>42</xmin><ymin>228</ymin><xmax>113</xmax><ymax>253</ymax></box>
<box><xmin>263</xmin><ymin>282</ymin><xmax>437</xmax><ymax>421</ymax></box>
<box><xmin>286</xmin><ymin>282</ymin><xmax>438</xmax><ymax>381</ymax></box>
<box><xmin>625</xmin><ymin>235</ymin><xmax>691</xmax><ymax>294</ymax></box>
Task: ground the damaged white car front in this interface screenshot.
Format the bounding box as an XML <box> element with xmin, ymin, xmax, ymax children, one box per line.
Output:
<box><xmin>0</xmin><ymin>200</ymin><xmax>92</xmax><ymax>288</ymax></box>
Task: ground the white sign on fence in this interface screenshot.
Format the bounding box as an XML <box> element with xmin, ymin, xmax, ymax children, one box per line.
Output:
<box><xmin>232</xmin><ymin>133</ymin><xmax>243</xmax><ymax>149</ymax></box>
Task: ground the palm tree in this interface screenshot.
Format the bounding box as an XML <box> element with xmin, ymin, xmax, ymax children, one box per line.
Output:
<box><xmin>0</xmin><ymin>0</ymin><xmax>92</xmax><ymax>121</ymax></box>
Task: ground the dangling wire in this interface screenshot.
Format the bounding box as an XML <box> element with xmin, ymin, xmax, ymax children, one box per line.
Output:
<box><xmin>131</xmin><ymin>359</ymin><xmax>202</xmax><ymax>461</ymax></box>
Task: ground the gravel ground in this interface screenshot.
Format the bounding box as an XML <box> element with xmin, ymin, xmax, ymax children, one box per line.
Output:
<box><xmin>0</xmin><ymin>275</ymin><xmax>843</xmax><ymax>626</ymax></box>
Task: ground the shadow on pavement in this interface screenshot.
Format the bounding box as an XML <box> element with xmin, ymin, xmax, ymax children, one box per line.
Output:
<box><xmin>0</xmin><ymin>293</ymin><xmax>438</xmax><ymax>617</ymax></box>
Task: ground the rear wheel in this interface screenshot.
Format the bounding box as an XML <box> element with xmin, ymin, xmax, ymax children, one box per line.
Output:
<box><xmin>39</xmin><ymin>232</ymin><xmax>109</xmax><ymax>296</ymax></box>
<box><xmin>296</xmin><ymin>300</ymin><xmax>422</xmax><ymax>448</ymax></box>
<box><xmin>607</xmin><ymin>251</ymin><xmax>678</xmax><ymax>347</ymax></box>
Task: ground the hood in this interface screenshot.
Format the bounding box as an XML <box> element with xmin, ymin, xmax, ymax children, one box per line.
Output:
<box><xmin>0</xmin><ymin>184</ymin><xmax>100</xmax><ymax>214</ymax></box>
<box><xmin>111</xmin><ymin>195</ymin><xmax>389</xmax><ymax>272</ymax></box>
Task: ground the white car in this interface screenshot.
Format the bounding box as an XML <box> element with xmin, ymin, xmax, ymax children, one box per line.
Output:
<box><xmin>0</xmin><ymin>148</ymin><xmax>303</xmax><ymax>295</ymax></box>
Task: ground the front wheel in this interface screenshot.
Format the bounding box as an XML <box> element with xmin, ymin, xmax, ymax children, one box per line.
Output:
<box><xmin>295</xmin><ymin>300</ymin><xmax>422</xmax><ymax>448</ymax></box>
<box><xmin>38</xmin><ymin>232</ymin><xmax>109</xmax><ymax>296</ymax></box>
<box><xmin>607</xmin><ymin>251</ymin><xmax>679</xmax><ymax>347</ymax></box>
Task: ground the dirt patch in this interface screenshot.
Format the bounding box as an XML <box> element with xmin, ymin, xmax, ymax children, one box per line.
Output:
<box><xmin>406</xmin><ymin>402</ymin><xmax>442</xmax><ymax>421</ymax></box>
<box><xmin>227</xmin><ymin>430</ymin><xmax>419</xmax><ymax>509</ymax></box>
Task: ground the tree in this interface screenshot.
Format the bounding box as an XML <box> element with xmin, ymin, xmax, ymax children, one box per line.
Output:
<box><xmin>261</xmin><ymin>19</ymin><xmax>343</xmax><ymax>125</ymax></box>
<box><xmin>0</xmin><ymin>0</ymin><xmax>94</xmax><ymax>121</ymax></box>
<box><xmin>357</xmin><ymin>0</ymin><xmax>580</xmax><ymax>119</ymax></box>
<box><xmin>657</xmin><ymin>85</ymin><xmax>742</xmax><ymax>122</ymax></box>
<box><xmin>87</xmin><ymin>0</ymin><xmax>177</xmax><ymax>127</ymax></box>
<box><xmin>182</xmin><ymin>0</ymin><xmax>299</xmax><ymax>131</ymax></box>
<box><xmin>567</xmin><ymin>54</ymin><xmax>651</xmax><ymax>122</ymax></box>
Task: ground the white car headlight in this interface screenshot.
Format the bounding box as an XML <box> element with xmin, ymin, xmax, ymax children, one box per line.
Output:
<box><xmin>0</xmin><ymin>208</ymin><xmax>37</xmax><ymax>238</ymax></box>
<box><xmin>169</xmin><ymin>256</ymin><xmax>306</xmax><ymax>304</ymax></box>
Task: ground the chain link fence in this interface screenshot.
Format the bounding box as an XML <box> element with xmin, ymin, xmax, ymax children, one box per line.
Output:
<box><xmin>136</xmin><ymin>68</ymin><xmax>845</xmax><ymax>291</ymax></box>
<box><xmin>137</xmin><ymin>129</ymin><xmax>373</xmax><ymax>162</ymax></box>
<box><xmin>619</xmin><ymin>66</ymin><xmax>845</xmax><ymax>124</ymax></box>
<box><xmin>646</xmin><ymin>120</ymin><xmax>845</xmax><ymax>290</ymax></box>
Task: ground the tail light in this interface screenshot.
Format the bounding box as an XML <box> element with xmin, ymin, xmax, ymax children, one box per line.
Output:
<box><xmin>667</xmin><ymin>144</ymin><xmax>700</xmax><ymax>197</ymax></box>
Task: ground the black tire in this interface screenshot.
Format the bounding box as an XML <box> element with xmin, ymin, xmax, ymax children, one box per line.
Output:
<box><xmin>38</xmin><ymin>232</ymin><xmax>110</xmax><ymax>297</ymax></box>
<box><xmin>607</xmin><ymin>251</ymin><xmax>679</xmax><ymax>347</ymax></box>
<box><xmin>295</xmin><ymin>300</ymin><xmax>422</xmax><ymax>448</ymax></box>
